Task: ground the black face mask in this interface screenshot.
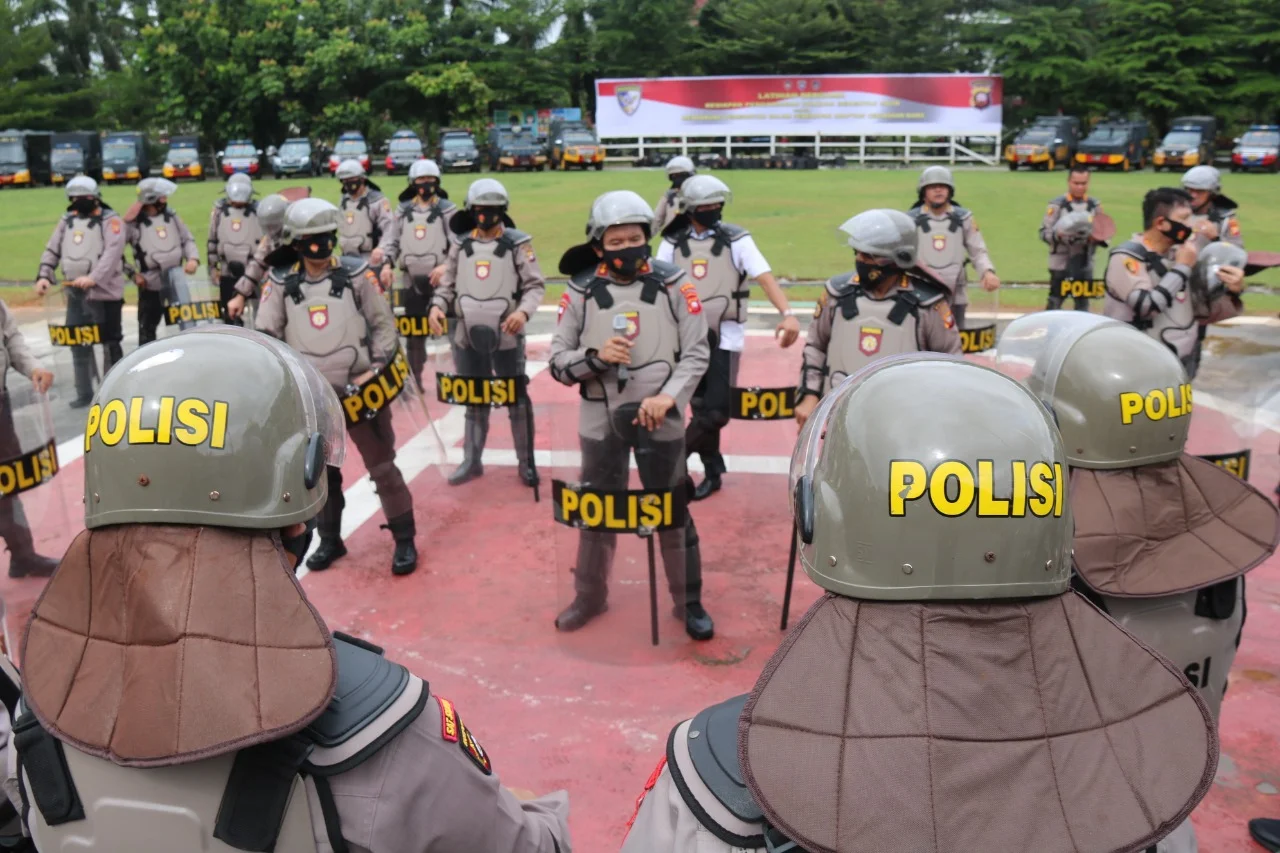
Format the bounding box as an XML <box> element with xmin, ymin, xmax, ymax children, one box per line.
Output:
<box><xmin>602</xmin><ymin>244</ymin><xmax>650</xmax><ymax>278</ymax></box>
<box><xmin>340</xmin><ymin>180</ymin><xmax>362</xmax><ymax>195</ymax></box>
<box><xmin>475</xmin><ymin>209</ymin><xmax>503</xmax><ymax>230</ymax></box>
<box><xmin>692</xmin><ymin>207</ymin><xmax>722</xmax><ymax>228</ymax></box>
<box><xmin>1159</xmin><ymin>219</ymin><xmax>1193</xmax><ymax>245</ymax></box>
<box><xmin>856</xmin><ymin>259</ymin><xmax>895</xmax><ymax>287</ymax></box>
<box><xmin>416</xmin><ymin>181</ymin><xmax>437</xmax><ymax>198</ymax></box>
<box><xmin>671</xmin><ymin>172</ymin><xmax>691</xmax><ymax>189</ymax></box>
<box><xmin>152</xmin><ymin>202</ymin><xmax>168</xmax><ymax>215</ymax></box>
<box><xmin>280</xmin><ymin>518</ymin><xmax>316</xmax><ymax>572</ymax></box>
<box><xmin>298</xmin><ymin>233</ymin><xmax>337</xmax><ymax>260</ymax></box>
<box><xmin>69</xmin><ymin>197</ymin><xmax>97</xmax><ymax>216</ymax></box>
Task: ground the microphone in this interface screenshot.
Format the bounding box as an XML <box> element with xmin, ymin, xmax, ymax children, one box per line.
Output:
<box><xmin>613</xmin><ymin>313</ymin><xmax>630</xmax><ymax>389</ymax></box>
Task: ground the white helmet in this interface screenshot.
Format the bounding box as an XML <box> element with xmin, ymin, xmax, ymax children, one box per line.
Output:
<box><xmin>465</xmin><ymin>178</ymin><xmax>510</xmax><ymax>209</ymax></box>
<box><xmin>65</xmin><ymin>175</ymin><xmax>98</xmax><ymax>199</ymax></box>
<box><xmin>838</xmin><ymin>209</ymin><xmax>918</xmax><ymax>268</ymax></box>
<box><xmin>335</xmin><ymin>159</ymin><xmax>366</xmax><ymax>181</ymax></box>
<box><xmin>225</xmin><ymin>173</ymin><xmax>253</xmax><ymax>204</ymax></box>
<box><xmin>281</xmin><ymin>198</ymin><xmax>340</xmax><ymax>243</ymax></box>
<box><xmin>587</xmin><ymin>190</ymin><xmax>655</xmax><ymax>241</ymax></box>
<box><xmin>918</xmin><ymin>165</ymin><xmax>955</xmax><ymax>192</ymax></box>
<box><xmin>665</xmin><ymin>155</ymin><xmax>695</xmax><ymax>176</ymax></box>
<box><xmin>678</xmin><ymin>174</ymin><xmax>732</xmax><ymax>211</ymax></box>
<box><xmin>137</xmin><ymin>178</ymin><xmax>178</xmax><ymax>205</ymax></box>
<box><xmin>1181</xmin><ymin>165</ymin><xmax>1221</xmax><ymax>193</ymax></box>
<box><xmin>408</xmin><ymin>159</ymin><xmax>441</xmax><ymax>180</ymax></box>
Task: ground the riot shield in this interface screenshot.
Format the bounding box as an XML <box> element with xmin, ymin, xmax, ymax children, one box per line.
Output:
<box><xmin>433</xmin><ymin>316</ymin><xmax>540</xmax><ymax>501</ymax></box>
<box><xmin>42</xmin><ymin>286</ymin><xmax>120</xmax><ymax>406</ymax></box>
<box><xmin>157</xmin><ymin>267</ymin><xmax>225</xmax><ymax>337</ymax></box>
<box><xmin>390</xmin><ymin>273</ymin><xmax>439</xmax><ymax>394</ymax></box>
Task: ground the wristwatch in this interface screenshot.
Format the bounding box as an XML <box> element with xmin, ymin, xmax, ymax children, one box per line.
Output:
<box><xmin>781</xmin><ymin>309</ymin><xmax>795</xmax><ymax>318</ymax></box>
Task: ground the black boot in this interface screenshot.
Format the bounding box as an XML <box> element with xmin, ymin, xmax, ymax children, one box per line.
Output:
<box><xmin>9</xmin><ymin>552</ymin><xmax>57</xmax><ymax>579</ymax></box>
<box><xmin>676</xmin><ymin>602</ymin><xmax>714</xmax><ymax>640</ymax></box>
<box><xmin>382</xmin><ymin>512</ymin><xmax>418</xmax><ymax>576</ymax></box>
<box><xmin>448</xmin><ymin>412</ymin><xmax>487</xmax><ymax>486</ymax></box>
<box><xmin>555</xmin><ymin>594</ymin><xmax>608</xmax><ymax>632</ymax></box>
<box><xmin>511</xmin><ymin>402</ymin><xmax>539</xmax><ymax>488</ymax></box>
<box><xmin>68</xmin><ymin>395</ymin><xmax>94</xmax><ymax>409</ymax></box>
<box><xmin>306</xmin><ymin>537</ymin><xmax>346</xmax><ymax>571</ymax></box>
<box><xmin>1250</xmin><ymin>819</ymin><xmax>1280</xmax><ymax>853</ymax></box>
<box><xmin>692</xmin><ymin>475</ymin><xmax>721</xmax><ymax>501</ymax></box>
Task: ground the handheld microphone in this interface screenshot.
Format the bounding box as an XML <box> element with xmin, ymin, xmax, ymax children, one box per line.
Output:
<box><xmin>613</xmin><ymin>313</ymin><xmax>630</xmax><ymax>387</ymax></box>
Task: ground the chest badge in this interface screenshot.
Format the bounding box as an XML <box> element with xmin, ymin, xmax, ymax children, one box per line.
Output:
<box><xmin>931</xmin><ymin>234</ymin><xmax>946</xmax><ymax>252</ymax></box>
<box><xmin>308</xmin><ymin>305</ymin><xmax>330</xmax><ymax>329</ymax></box>
<box><xmin>475</xmin><ymin>260</ymin><xmax>491</xmax><ymax>280</ymax></box>
<box><xmin>621</xmin><ymin>311</ymin><xmax>641</xmax><ymax>341</ymax></box>
<box><xmin>156</xmin><ymin>226</ymin><xmax>168</xmax><ymax>239</ymax></box>
<box><xmin>72</xmin><ymin>230</ymin><xmax>84</xmax><ymax>245</ymax></box>
<box><xmin>1176</xmin><ymin>290</ymin><xmax>1188</xmax><ymax>303</ymax></box>
<box><xmin>414</xmin><ymin>225</ymin><xmax>427</xmax><ymax>240</ymax></box>
<box><xmin>345</xmin><ymin>212</ymin><xmax>355</xmax><ymax>225</ymax></box>
<box><xmin>231</xmin><ymin>219</ymin><xmax>242</xmax><ymax>232</ymax></box>
<box><xmin>859</xmin><ymin>326</ymin><xmax>884</xmax><ymax>356</ymax></box>
<box><xmin>691</xmin><ymin>259</ymin><xmax>708</xmax><ymax>280</ymax></box>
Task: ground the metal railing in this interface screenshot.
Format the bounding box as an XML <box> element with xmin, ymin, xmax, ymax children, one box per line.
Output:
<box><xmin>603</xmin><ymin>134</ymin><xmax>1002</xmax><ymax>166</ymax></box>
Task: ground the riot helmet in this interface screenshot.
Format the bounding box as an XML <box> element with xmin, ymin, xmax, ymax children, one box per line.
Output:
<box><xmin>224</xmin><ymin>173</ymin><xmax>253</xmax><ymax>204</ymax></box>
<box><xmin>838</xmin><ymin>209</ymin><xmax>918</xmax><ymax>268</ymax></box>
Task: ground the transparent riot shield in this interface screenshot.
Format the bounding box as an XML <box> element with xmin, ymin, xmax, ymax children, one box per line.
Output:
<box><xmin>390</xmin><ymin>273</ymin><xmax>438</xmax><ymax>394</ymax></box>
<box><xmin>158</xmin><ymin>267</ymin><xmax>225</xmax><ymax>338</ymax></box>
<box><xmin>433</xmin><ymin>315</ymin><xmax>541</xmax><ymax>502</ymax></box>
<box><xmin>42</xmin><ymin>286</ymin><xmax>120</xmax><ymax>406</ymax></box>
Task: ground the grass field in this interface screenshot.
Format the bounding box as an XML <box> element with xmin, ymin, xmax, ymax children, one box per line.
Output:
<box><xmin>3</xmin><ymin>166</ymin><xmax>1277</xmax><ymax>294</ymax></box>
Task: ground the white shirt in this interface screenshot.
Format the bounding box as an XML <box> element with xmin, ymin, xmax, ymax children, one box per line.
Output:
<box><xmin>656</xmin><ymin>227</ymin><xmax>772</xmax><ymax>280</ymax></box>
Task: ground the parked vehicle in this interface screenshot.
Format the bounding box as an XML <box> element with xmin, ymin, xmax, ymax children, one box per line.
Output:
<box><xmin>102</xmin><ymin>131</ymin><xmax>149</xmax><ymax>184</ymax></box>
<box><xmin>549</xmin><ymin>125</ymin><xmax>604</xmax><ymax>171</ymax></box>
<box><xmin>1231</xmin><ymin>125</ymin><xmax>1280</xmax><ymax>173</ymax></box>
<box><xmin>0</xmin><ymin>130</ymin><xmax>52</xmax><ymax>188</ymax></box>
<box><xmin>1005</xmin><ymin>116</ymin><xmax>1080</xmax><ymax>171</ymax></box>
<box><xmin>488</xmin><ymin>126</ymin><xmax>546</xmax><ymax>172</ymax></box>
<box><xmin>1074</xmin><ymin>121</ymin><xmax>1149</xmax><ymax>171</ymax></box>
<box><xmin>384</xmin><ymin>129</ymin><xmax>425</xmax><ymax>175</ymax></box>
<box><xmin>162</xmin><ymin>135</ymin><xmax>205</xmax><ymax>181</ymax></box>
<box><xmin>270</xmin><ymin>137</ymin><xmax>322</xmax><ymax>177</ymax></box>
<box><xmin>328</xmin><ymin>131</ymin><xmax>370</xmax><ymax>174</ymax></box>
<box><xmin>50</xmin><ymin>132</ymin><xmax>103</xmax><ymax>184</ymax></box>
<box><xmin>436</xmin><ymin>128</ymin><xmax>482</xmax><ymax>173</ymax></box>
<box><xmin>218</xmin><ymin>138</ymin><xmax>264</xmax><ymax>176</ymax></box>
<box><xmin>1152</xmin><ymin>117</ymin><xmax>1217</xmax><ymax>171</ymax></box>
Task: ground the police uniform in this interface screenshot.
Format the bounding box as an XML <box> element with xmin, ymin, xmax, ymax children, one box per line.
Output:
<box><xmin>338</xmin><ymin>187</ymin><xmax>395</xmax><ymax>262</ymax></box>
<box><xmin>549</xmin><ymin>258</ymin><xmax>711</xmax><ymax>629</ymax></box>
<box><xmin>256</xmin><ymin>253</ymin><xmax>417</xmax><ymax>570</ymax></box>
<box><xmin>1189</xmin><ymin>199</ymin><xmax>1243</xmax><ymax>253</ymax></box>
<box><xmin>1102</xmin><ymin>235</ymin><xmax>1197</xmax><ymax>371</ymax></box>
<box><xmin>3</xmin><ymin>327</ymin><xmax>571</xmax><ymax>853</ymax></box>
<box><xmin>651</xmin><ymin>186</ymin><xmax>679</xmax><ymax>234</ymax></box>
<box><xmin>232</xmin><ymin>232</ymin><xmax>278</xmax><ymax>302</ymax></box>
<box><xmin>36</xmin><ymin>199</ymin><xmax>128</xmax><ymax>399</ymax></box>
<box><xmin>126</xmin><ymin>207</ymin><xmax>199</xmax><ymax>345</ymax></box>
<box><xmin>907</xmin><ymin>202</ymin><xmax>994</xmax><ymax>330</ymax></box>
<box><xmin>208</xmin><ymin>198</ymin><xmax>264</xmax><ymax>325</ymax></box>
<box><xmin>622</xmin><ymin>356</ymin><xmax>1217</xmax><ymax>853</ymax></box>
<box><xmin>384</xmin><ymin>193</ymin><xmax>457</xmax><ymax>385</ymax></box>
<box><xmin>1041</xmin><ymin>193</ymin><xmax>1103</xmax><ymax>311</ymax></box>
<box><xmin>432</xmin><ymin>224</ymin><xmax>545</xmax><ymax>483</ymax></box>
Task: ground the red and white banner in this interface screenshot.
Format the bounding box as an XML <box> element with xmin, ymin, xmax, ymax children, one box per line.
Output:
<box><xmin>595</xmin><ymin>74</ymin><xmax>1002</xmax><ymax>138</ymax></box>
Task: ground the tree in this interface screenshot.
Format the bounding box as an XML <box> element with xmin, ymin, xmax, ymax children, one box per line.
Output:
<box><xmin>697</xmin><ymin>0</ymin><xmax>857</xmax><ymax>76</ymax></box>
<box><xmin>985</xmin><ymin>2</ymin><xmax>1106</xmax><ymax>124</ymax></box>
<box><xmin>0</xmin><ymin>0</ymin><xmax>97</xmax><ymax>130</ymax></box>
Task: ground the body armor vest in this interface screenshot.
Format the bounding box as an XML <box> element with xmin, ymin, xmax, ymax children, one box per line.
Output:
<box><xmin>215</xmin><ymin>201</ymin><xmax>263</xmax><ymax>268</ymax></box>
<box><xmin>279</xmin><ymin>257</ymin><xmax>371</xmax><ymax>388</ymax></box>
<box><xmin>452</xmin><ymin>231</ymin><xmax>525</xmax><ymax>351</ymax></box>
<box><xmin>911</xmin><ymin>205</ymin><xmax>969</xmax><ymax>287</ymax></box>
<box><xmin>338</xmin><ymin>194</ymin><xmax>377</xmax><ymax>255</ymax></box>
<box><xmin>60</xmin><ymin>213</ymin><xmax>106</xmax><ymax>279</ymax></box>
<box><xmin>1095</xmin><ymin>578</ymin><xmax>1244</xmax><ymax>722</ymax></box>
<box><xmin>825</xmin><ymin>274</ymin><xmax>923</xmax><ymax>393</ymax></box>
<box><xmin>665</xmin><ymin>225</ymin><xmax>749</xmax><ymax>332</ymax></box>
<box><xmin>1051</xmin><ymin>196</ymin><xmax>1100</xmax><ymax>272</ymax></box>
<box><xmin>136</xmin><ymin>213</ymin><xmax>184</xmax><ymax>275</ymax></box>
<box><xmin>1107</xmin><ymin>241</ymin><xmax>1197</xmax><ymax>358</ymax></box>
<box><xmin>397</xmin><ymin>200</ymin><xmax>453</xmax><ymax>278</ymax></box>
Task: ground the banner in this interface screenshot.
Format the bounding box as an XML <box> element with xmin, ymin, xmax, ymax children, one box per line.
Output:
<box><xmin>595</xmin><ymin>74</ymin><xmax>1002</xmax><ymax>138</ymax></box>
<box><xmin>960</xmin><ymin>324</ymin><xmax>997</xmax><ymax>355</ymax></box>
<box><xmin>341</xmin><ymin>349</ymin><xmax>411</xmax><ymax>425</ymax></box>
<box><xmin>1055</xmin><ymin>279</ymin><xmax>1105</xmax><ymax>300</ymax></box>
<box><xmin>552</xmin><ymin>480</ymin><xmax>687</xmax><ymax>533</ymax></box>
<box><xmin>731</xmin><ymin>387</ymin><xmax>796</xmax><ymax>421</ymax></box>
<box><xmin>436</xmin><ymin>373</ymin><xmax>527</xmax><ymax>408</ymax></box>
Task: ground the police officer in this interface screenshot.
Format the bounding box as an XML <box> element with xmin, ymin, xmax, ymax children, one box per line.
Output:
<box><xmin>1182</xmin><ymin>166</ymin><xmax>1245</xmax><ymax>376</ymax></box>
<box><xmin>427</xmin><ymin>178</ymin><xmax>543</xmax><ymax>488</ymax></box>
<box><xmin>382</xmin><ymin>159</ymin><xmax>456</xmax><ymax>387</ymax></box>
<box><xmin>550</xmin><ymin>190</ymin><xmax>714</xmax><ymax>640</ymax></box>
<box><xmin>997</xmin><ymin>311</ymin><xmax>1278</xmax><ymax>853</ymax></box>
<box><xmin>8</xmin><ymin>327</ymin><xmax>572</xmax><ymax>853</ymax></box>
<box><xmin>621</xmin><ymin>356</ymin><xmax>1217</xmax><ymax>853</ymax></box>
<box><xmin>226</xmin><ymin>189</ymin><xmax>308</xmax><ymax>321</ymax></box>
<box><xmin>33</xmin><ymin>175</ymin><xmax>127</xmax><ymax>407</ymax></box>
<box><xmin>908</xmin><ymin>165</ymin><xmax>999</xmax><ymax>329</ymax></box>
<box><xmin>1103</xmin><ymin>187</ymin><xmax>1244</xmax><ymax>377</ymax></box>
<box><xmin>651</xmin><ymin>155</ymin><xmax>694</xmax><ymax>233</ymax></box>
<box><xmin>0</xmin><ymin>300</ymin><xmax>56</xmax><ymax>577</ymax></box>
<box><xmin>657</xmin><ymin>175</ymin><xmax>800</xmax><ymax>500</ymax></box>
<box><xmin>207</xmin><ymin>172</ymin><xmax>263</xmax><ymax>326</ymax></box>
<box><xmin>794</xmin><ymin>209</ymin><xmax>961</xmax><ymax>429</ymax></box>
<box><xmin>1041</xmin><ymin>164</ymin><xmax>1105</xmax><ymax>311</ymax></box>
<box><xmin>256</xmin><ymin>198</ymin><xmax>418</xmax><ymax>575</ymax></box>
<box><xmin>125</xmin><ymin>177</ymin><xmax>200</xmax><ymax>345</ymax></box>
<box><xmin>335</xmin><ymin>158</ymin><xmax>393</xmax><ymax>271</ymax></box>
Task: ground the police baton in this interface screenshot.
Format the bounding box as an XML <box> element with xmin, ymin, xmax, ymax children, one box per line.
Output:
<box><xmin>628</xmin><ymin>404</ymin><xmax>661</xmax><ymax>647</ymax></box>
<box><xmin>780</xmin><ymin>523</ymin><xmax>798</xmax><ymax>631</ymax></box>
<box><xmin>613</xmin><ymin>314</ymin><xmax>630</xmax><ymax>391</ymax></box>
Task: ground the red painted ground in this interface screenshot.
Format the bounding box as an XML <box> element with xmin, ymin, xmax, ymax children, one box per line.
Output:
<box><xmin>6</xmin><ymin>336</ymin><xmax>1280</xmax><ymax>852</ymax></box>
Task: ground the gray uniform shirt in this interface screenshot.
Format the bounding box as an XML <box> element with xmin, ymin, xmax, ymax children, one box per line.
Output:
<box><xmin>37</xmin><ymin>209</ymin><xmax>128</xmax><ymax>301</ymax></box>
<box><xmin>0</xmin><ymin>300</ymin><xmax>40</xmax><ymax>383</ymax></box>
<box><xmin>433</xmin><ymin>228</ymin><xmax>546</xmax><ymax>320</ymax></box>
<box><xmin>1039</xmin><ymin>195</ymin><xmax>1103</xmax><ymax>273</ymax></box>
<box><xmin>125</xmin><ymin>212</ymin><xmax>199</xmax><ymax>291</ymax></box>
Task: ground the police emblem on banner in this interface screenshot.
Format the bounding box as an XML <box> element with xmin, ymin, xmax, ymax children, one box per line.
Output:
<box><xmin>932</xmin><ymin>234</ymin><xmax>946</xmax><ymax>252</ymax></box>
<box><xmin>691</xmin><ymin>259</ymin><xmax>708</xmax><ymax>280</ymax></box>
<box><xmin>621</xmin><ymin>311</ymin><xmax>640</xmax><ymax>341</ymax></box>
<box><xmin>859</xmin><ymin>326</ymin><xmax>883</xmax><ymax>356</ymax></box>
<box><xmin>616</xmin><ymin>84</ymin><xmax>643</xmax><ymax>116</ymax></box>
<box><xmin>72</xmin><ymin>231</ymin><xmax>84</xmax><ymax>245</ymax></box>
<box><xmin>414</xmin><ymin>225</ymin><xmax>427</xmax><ymax>240</ymax></box>
<box><xmin>309</xmin><ymin>305</ymin><xmax>329</xmax><ymax>329</ymax></box>
<box><xmin>970</xmin><ymin>79</ymin><xmax>993</xmax><ymax>110</ymax></box>
<box><xmin>156</xmin><ymin>227</ymin><xmax>168</xmax><ymax>239</ymax></box>
<box><xmin>475</xmin><ymin>260</ymin><xmax>491</xmax><ymax>280</ymax></box>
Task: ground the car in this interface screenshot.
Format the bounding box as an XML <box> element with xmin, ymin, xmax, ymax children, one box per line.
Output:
<box><xmin>270</xmin><ymin>137</ymin><xmax>322</xmax><ymax>177</ymax></box>
<box><xmin>0</xmin><ymin>130</ymin><xmax>52</xmax><ymax>188</ymax></box>
<box><xmin>218</xmin><ymin>138</ymin><xmax>264</xmax><ymax>176</ymax></box>
<box><xmin>50</xmin><ymin>132</ymin><xmax>103</xmax><ymax>184</ymax></box>
<box><xmin>1074</xmin><ymin>121</ymin><xmax>1150</xmax><ymax>172</ymax></box>
<box><xmin>549</xmin><ymin>126</ymin><xmax>605</xmax><ymax>171</ymax></box>
<box><xmin>488</xmin><ymin>126</ymin><xmax>547</xmax><ymax>172</ymax></box>
<box><xmin>384</xmin><ymin>129</ymin><xmax>425</xmax><ymax>175</ymax></box>
<box><xmin>102</xmin><ymin>131</ymin><xmax>148</xmax><ymax>184</ymax></box>
<box><xmin>1152</xmin><ymin>117</ymin><xmax>1217</xmax><ymax>172</ymax></box>
<box><xmin>436</xmin><ymin>129</ymin><xmax>482</xmax><ymax>173</ymax></box>
<box><xmin>328</xmin><ymin>131</ymin><xmax>370</xmax><ymax>174</ymax></box>
<box><xmin>163</xmin><ymin>135</ymin><xmax>205</xmax><ymax>181</ymax></box>
<box><xmin>1231</xmin><ymin>125</ymin><xmax>1280</xmax><ymax>173</ymax></box>
<box><xmin>1005</xmin><ymin>116</ymin><xmax>1079</xmax><ymax>171</ymax></box>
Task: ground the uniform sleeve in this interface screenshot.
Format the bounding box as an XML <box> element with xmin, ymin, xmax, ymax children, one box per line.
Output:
<box><xmin>620</xmin><ymin>764</ymin><xmax>738</xmax><ymax>853</ymax></box>
<box><xmin>322</xmin><ymin>695</ymin><xmax>571</xmax><ymax>853</ymax></box>
<box><xmin>663</xmin><ymin>277</ymin><xmax>710</xmax><ymax>405</ymax></box>
<box><xmin>654</xmin><ymin>239</ymin><xmax>675</xmax><ymax>264</ymax></box>
<box><xmin>89</xmin><ymin>215</ymin><xmax>127</xmax><ymax>298</ymax></box>
<box><xmin>799</xmin><ymin>292</ymin><xmax>834</xmax><ymax>399</ymax></box>
<box><xmin>373</xmin><ymin>196</ymin><xmax>396</xmax><ymax>254</ymax></box>
<box><xmin>962</xmin><ymin>216</ymin><xmax>994</xmax><ymax>276</ymax></box>
<box><xmin>1104</xmin><ymin>253</ymin><xmax>1190</xmax><ymax>318</ymax></box>
<box><xmin>514</xmin><ymin>240</ymin><xmax>546</xmax><ymax>318</ymax></box>
<box><xmin>433</xmin><ymin>240</ymin><xmax>460</xmax><ymax>313</ymax></box>
<box><xmin>1040</xmin><ymin>202</ymin><xmax>1061</xmax><ymax>248</ymax></box>
<box><xmin>1222</xmin><ymin>214</ymin><xmax>1244</xmax><ymax>248</ymax></box>
<box><xmin>123</xmin><ymin>222</ymin><xmax>141</xmax><ymax>279</ymax></box>
<box><xmin>207</xmin><ymin>205</ymin><xmax>221</xmax><ymax>263</ymax></box>
<box><xmin>37</xmin><ymin>219</ymin><xmax>67</xmax><ymax>281</ymax></box>
<box><xmin>652</xmin><ymin>192</ymin><xmax>670</xmax><ymax>233</ymax></box>
<box><xmin>355</xmin><ymin>265</ymin><xmax>398</xmax><ymax>368</ymax></box>
<box><xmin>0</xmin><ymin>301</ymin><xmax>40</xmax><ymax>378</ymax></box>
<box><xmin>549</xmin><ymin>290</ymin><xmax>608</xmax><ymax>385</ymax></box>
<box><xmin>731</xmin><ymin>234</ymin><xmax>771</xmax><ymax>279</ymax></box>
<box><xmin>235</xmin><ymin>237</ymin><xmax>272</xmax><ymax>298</ymax></box>
<box><xmin>253</xmin><ymin>275</ymin><xmax>287</xmax><ymax>338</ymax></box>
<box><xmin>383</xmin><ymin>207</ymin><xmax>404</xmax><ymax>266</ymax></box>
<box><xmin>177</xmin><ymin>216</ymin><xmax>199</xmax><ymax>264</ymax></box>
<box><xmin>921</xmin><ymin>300</ymin><xmax>962</xmax><ymax>355</ymax></box>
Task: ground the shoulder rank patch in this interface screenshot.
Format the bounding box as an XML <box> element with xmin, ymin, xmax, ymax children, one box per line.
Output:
<box><xmin>110</xmin><ymin>218</ymin><xmax>121</xmax><ymax>235</ymax></box>
<box><xmin>439</xmin><ymin>696</ymin><xmax>460</xmax><ymax>743</ymax></box>
<box><xmin>969</xmin><ymin>216</ymin><xmax>979</xmax><ymax>232</ymax></box>
<box><xmin>382</xmin><ymin>198</ymin><xmax>391</xmax><ymax>212</ymax></box>
<box><xmin>458</xmin><ymin>717</ymin><xmax>492</xmax><ymax>775</ymax></box>
<box><xmin>679</xmin><ymin>281</ymin><xmax>701</xmax><ymax>315</ymax></box>
<box><xmin>936</xmin><ymin>302</ymin><xmax>955</xmax><ymax>329</ymax></box>
<box><xmin>365</xmin><ymin>269</ymin><xmax>378</xmax><ymax>284</ymax></box>
<box><xmin>626</xmin><ymin>755</ymin><xmax>669</xmax><ymax>833</ymax></box>
<box><xmin>1046</xmin><ymin>204</ymin><xmax>1056</xmax><ymax>217</ymax></box>
<box><xmin>557</xmin><ymin>290</ymin><xmax>571</xmax><ymax>323</ymax></box>
<box><xmin>524</xmin><ymin>245</ymin><xmax>537</xmax><ymax>264</ymax></box>
<box><xmin>260</xmin><ymin>283</ymin><xmax>272</xmax><ymax>302</ymax></box>
<box><xmin>1228</xmin><ymin>218</ymin><xmax>1241</xmax><ymax>237</ymax></box>
<box><xmin>1123</xmin><ymin>257</ymin><xmax>1141</xmax><ymax>276</ymax></box>
<box><xmin>814</xmin><ymin>291</ymin><xmax>827</xmax><ymax>318</ymax></box>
